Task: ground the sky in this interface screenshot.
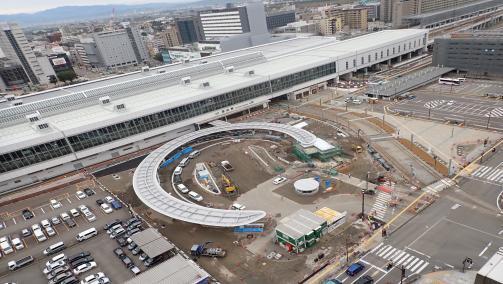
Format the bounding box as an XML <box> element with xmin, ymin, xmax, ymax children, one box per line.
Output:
<box><xmin>1</xmin><ymin>0</ymin><xmax>184</xmax><ymax>14</ymax></box>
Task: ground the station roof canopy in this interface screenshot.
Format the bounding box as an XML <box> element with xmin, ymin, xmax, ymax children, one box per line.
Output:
<box><xmin>276</xmin><ymin>209</ymin><xmax>326</xmax><ymax>239</ymax></box>
<box><xmin>129</xmin><ymin>228</ymin><xmax>175</xmax><ymax>258</ymax></box>
<box><xmin>477</xmin><ymin>248</ymin><xmax>503</xmax><ymax>283</ymax></box>
<box><xmin>124</xmin><ymin>254</ymin><xmax>209</xmax><ymax>284</ymax></box>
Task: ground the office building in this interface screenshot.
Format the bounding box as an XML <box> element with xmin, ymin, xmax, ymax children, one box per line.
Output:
<box><xmin>74</xmin><ymin>42</ymin><xmax>101</xmax><ymax>68</ymax></box>
<box><xmin>319</xmin><ymin>18</ymin><xmax>342</xmax><ymax>36</ymax></box>
<box><xmin>0</xmin><ymin>58</ymin><xmax>29</xmax><ymax>91</ymax></box>
<box><xmin>0</xmin><ymin>22</ymin><xmax>48</xmax><ymax>85</ymax></box>
<box><xmin>93</xmin><ymin>26</ymin><xmax>148</xmax><ymax>68</ymax></box>
<box><xmin>432</xmin><ymin>32</ymin><xmax>503</xmax><ymax>75</ymax></box>
<box><xmin>266</xmin><ymin>10</ymin><xmax>296</xmax><ymax>30</ymax></box>
<box><xmin>159</xmin><ymin>26</ymin><xmax>181</xmax><ymax>48</ymax></box>
<box><xmin>175</xmin><ymin>17</ymin><xmax>203</xmax><ymax>44</ymax></box>
<box><xmin>381</xmin><ymin>0</ymin><xmax>502</xmax><ymax>27</ymax></box>
<box><xmin>280</xmin><ymin>21</ymin><xmax>320</xmax><ymax>34</ymax></box>
<box><xmin>0</xmin><ymin>29</ymin><xmax>427</xmax><ymax>193</ymax></box>
<box><xmin>322</xmin><ymin>7</ymin><xmax>368</xmax><ymax>31</ymax></box>
<box><xmin>356</xmin><ymin>3</ymin><xmax>381</xmax><ymax>21</ymax></box>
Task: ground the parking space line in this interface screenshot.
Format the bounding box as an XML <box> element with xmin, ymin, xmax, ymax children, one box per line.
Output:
<box><xmin>67</xmin><ymin>197</ymin><xmax>72</xmax><ymax>204</ymax></box>
<box><xmin>12</xmin><ymin>217</ymin><xmax>17</xmax><ymax>225</ymax></box>
<box><xmin>40</xmin><ymin>207</ymin><xmax>45</xmax><ymax>214</ymax></box>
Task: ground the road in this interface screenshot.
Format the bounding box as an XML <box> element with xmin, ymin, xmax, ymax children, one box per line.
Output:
<box><xmin>389</xmin><ymin>94</ymin><xmax>503</xmax><ymax>130</ymax></box>
<box><xmin>328</xmin><ymin>149</ymin><xmax>503</xmax><ymax>284</ymax></box>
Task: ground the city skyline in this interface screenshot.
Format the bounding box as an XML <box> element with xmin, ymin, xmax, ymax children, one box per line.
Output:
<box><xmin>1</xmin><ymin>0</ymin><xmax>188</xmax><ymax>15</ymax></box>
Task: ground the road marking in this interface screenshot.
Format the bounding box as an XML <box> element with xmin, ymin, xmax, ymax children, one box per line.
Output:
<box><xmin>392</xmin><ymin>251</ymin><xmax>407</xmax><ymax>262</ymax></box>
<box><xmin>444</xmin><ymin>263</ymin><xmax>454</xmax><ymax>268</ymax></box>
<box><xmin>377</xmin><ymin>246</ymin><xmax>393</xmax><ymax>257</ymax></box>
<box><xmin>383</xmin><ymin>248</ymin><xmax>397</xmax><ymax>259</ymax></box>
<box><xmin>479</xmin><ymin>242</ymin><xmax>492</xmax><ymax>257</ymax></box>
<box><xmin>371</xmin><ymin>270</ymin><xmax>380</xmax><ymax>277</ymax></box>
<box><xmin>416</xmin><ymin>262</ymin><xmax>429</xmax><ymax>274</ymax></box>
<box><xmin>66</xmin><ymin>198</ymin><xmax>72</xmax><ymax>204</ymax></box>
<box><xmin>402</xmin><ymin>256</ymin><xmax>415</xmax><ymax>267</ymax></box>
<box><xmin>451</xmin><ymin>203</ymin><xmax>461</xmax><ymax>210</ymax></box>
<box><xmin>410</xmin><ymin>260</ymin><xmax>424</xmax><ymax>272</ymax></box>
<box><xmin>444</xmin><ymin>218</ymin><xmax>503</xmax><ymax>240</ymax></box>
<box><xmin>371</xmin><ymin>242</ymin><xmax>384</xmax><ymax>253</ymax></box>
<box><xmin>406</xmin><ymin>258</ymin><xmax>420</xmax><ymax>270</ymax></box>
<box><xmin>341</xmin><ymin>276</ymin><xmax>348</xmax><ymax>282</ymax></box>
<box><xmin>498</xmin><ymin>230</ymin><xmax>503</xmax><ymax>235</ymax></box>
<box><xmin>40</xmin><ymin>207</ymin><xmax>45</xmax><ymax>214</ymax></box>
<box><xmin>407</xmin><ymin>219</ymin><xmax>443</xmax><ymax>248</ymax></box>
<box><xmin>12</xmin><ymin>217</ymin><xmax>16</xmax><ymax>225</ymax></box>
<box><xmin>406</xmin><ymin>247</ymin><xmax>431</xmax><ymax>259</ymax></box>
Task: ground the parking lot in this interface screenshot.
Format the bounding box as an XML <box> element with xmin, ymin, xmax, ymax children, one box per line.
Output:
<box><xmin>0</xmin><ymin>180</ymin><xmax>143</xmax><ymax>284</ymax></box>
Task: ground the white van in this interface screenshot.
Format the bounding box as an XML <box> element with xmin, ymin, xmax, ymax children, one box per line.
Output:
<box><xmin>188</xmin><ymin>191</ymin><xmax>203</xmax><ymax>202</ymax></box>
<box><xmin>188</xmin><ymin>150</ymin><xmax>200</xmax><ymax>159</ymax></box>
<box><xmin>34</xmin><ymin>229</ymin><xmax>47</xmax><ymax>242</ymax></box>
<box><xmin>352</xmin><ymin>99</ymin><xmax>362</xmax><ymax>105</ymax></box>
<box><xmin>45</xmin><ymin>253</ymin><xmax>66</xmax><ymax>267</ymax></box>
<box><xmin>43</xmin><ymin>241</ymin><xmax>66</xmax><ymax>256</ymax></box>
<box><xmin>179</xmin><ymin>157</ymin><xmax>190</xmax><ymax>167</ymax></box>
<box><xmin>174</xmin><ymin>166</ymin><xmax>182</xmax><ymax>175</ymax></box>
<box><xmin>176</xmin><ymin>184</ymin><xmax>189</xmax><ymax>194</ymax></box>
<box><xmin>76</xmin><ymin>227</ymin><xmax>98</xmax><ymax>242</ymax></box>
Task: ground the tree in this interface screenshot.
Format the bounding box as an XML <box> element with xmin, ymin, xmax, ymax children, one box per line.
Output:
<box><xmin>48</xmin><ymin>75</ymin><xmax>57</xmax><ymax>85</ymax></box>
<box><xmin>56</xmin><ymin>70</ymin><xmax>77</xmax><ymax>82</ymax></box>
<box><xmin>153</xmin><ymin>53</ymin><xmax>163</xmax><ymax>62</ymax></box>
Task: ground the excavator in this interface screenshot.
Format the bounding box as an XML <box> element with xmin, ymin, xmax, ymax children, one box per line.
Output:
<box><xmin>221</xmin><ymin>174</ymin><xmax>237</xmax><ymax>193</ymax></box>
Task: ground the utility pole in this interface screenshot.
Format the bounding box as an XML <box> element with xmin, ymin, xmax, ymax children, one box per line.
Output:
<box><xmin>400</xmin><ymin>265</ymin><xmax>406</xmax><ymax>284</ymax></box>
<box><xmin>345</xmin><ymin>237</ymin><xmax>349</xmax><ymax>263</ymax></box>
<box><xmin>428</xmin><ymin>105</ymin><xmax>431</xmax><ymax>119</ymax></box>
<box><xmin>487</xmin><ymin>109</ymin><xmax>492</xmax><ymax>129</ymax></box>
<box><xmin>362</xmin><ymin>172</ymin><xmax>369</xmax><ymax>221</ymax></box>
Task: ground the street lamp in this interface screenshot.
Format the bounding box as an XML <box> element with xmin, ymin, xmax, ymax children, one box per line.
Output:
<box><xmin>362</xmin><ymin>171</ymin><xmax>369</xmax><ymax>221</ymax></box>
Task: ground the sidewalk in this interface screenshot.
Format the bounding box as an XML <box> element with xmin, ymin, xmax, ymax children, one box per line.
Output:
<box><xmin>417</xmin><ymin>270</ymin><xmax>477</xmax><ymax>284</ymax></box>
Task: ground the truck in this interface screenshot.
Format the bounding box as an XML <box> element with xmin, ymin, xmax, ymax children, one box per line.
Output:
<box><xmin>8</xmin><ymin>255</ymin><xmax>34</xmax><ymax>271</ymax></box>
<box><xmin>191</xmin><ymin>243</ymin><xmax>226</xmax><ymax>258</ymax></box>
<box><xmin>220</xmin><ymin>161</ymin><xmax>234</xmax><ymax>172</ymax></box>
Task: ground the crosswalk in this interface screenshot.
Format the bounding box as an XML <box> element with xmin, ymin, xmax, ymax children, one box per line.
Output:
<box><xmin>423</xmin><ymin>178</ymin><xmax>454</xmax><ymax>196</ymax></box>
<box><xmin>485</xmin><ymin>107</ymin><xmax>503</xmax><ymax>118</ymax></box>
<box><xmin>370</xmin><ymin>243</ymin><xmax>430</xmax><ymax>274</ymax></box>
<box><xmin>424</xmin><ymin>100</ymin><xmax>446</xmax><ymax>109</ymax></box>
<box><xmin>471</xmin><ymin>165</ymin><xmax>503</xmax><ymax>183</ymax></box>
<box><xmin>371</xmin><ymin>191</ymin><xmax>391</xmax><ymax>220</ymax></box>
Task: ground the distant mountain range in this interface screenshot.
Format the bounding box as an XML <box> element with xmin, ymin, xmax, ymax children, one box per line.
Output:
<box><xmin>0</xmin><ymin>0</ymin><xmax>242</xmax><ymax>27</ymax></box>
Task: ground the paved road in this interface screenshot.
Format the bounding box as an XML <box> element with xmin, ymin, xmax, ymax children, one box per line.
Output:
<box><xmin>331</xmin><ymin>150</ymin><xmax>503</xmax><ymax>284</ymax></box>
<box><xmin>389</xmin><ymin>94</ymin><xmax>503</xmax><ymax>130</ymax></box>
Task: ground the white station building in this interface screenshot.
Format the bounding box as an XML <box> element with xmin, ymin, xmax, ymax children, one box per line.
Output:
<box><xmin>0</xmin><ymin>29</ymin><xmax>428</xmax><ymax>194</ymax></box>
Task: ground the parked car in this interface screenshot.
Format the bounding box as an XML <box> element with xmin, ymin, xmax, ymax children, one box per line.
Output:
<box><xmin>41</xmin><ymin>219</ymin><xmax>51</xmax><ymax>228</ymax></box>
<box><xmin>355</xmin><ymin>275</ymin><xmax>374</xmax><ymax>284</ymax></box>
<box><xmin>43</xmin><ymin>260</ymin><xmax>66</xmax><ymax>274</ymax></box>
<box><xmin>110</xmin><ymin>227</ymin><xmax>126</xmax><ymax>239</ymax></box>
<box><xmin>130</xmin><ymin>266</ymin><xmax>141</xmax><ymax>275</ymax></box>
<box><xmin>68</xmin><ymin>251</ymin><xmax>91</xmax><ymax>263</ymax></box>
<box><xmin>230</xmin><ymin>203</ymin><xmax>246</xmax><ymax>210</ymax></box>
<box><xmin>50</xmin><ymin>199</ymin><xmax>62</xmax><ymax>209</ymax></box>
<box><xmin>84</xmin><ymin>211</ymin><xmax>96</xmax><ymax>222</ymax></box>
<box><xmin>21</xmin><ymin>228</ymin><xmax>32</xmax><ymax>238</ymax></box>
<box><xmin>11</xmin><ymin>236</ymin><xmax>24</xmax><ymax>250</ymax></box>
<box><xmin>89</xmin><ymin>277</ymin><xmax>110</xmax><ymax>284</ymax></box>
<box><xmin>45</xmin><ymin>265</ymin><xmax>70</xmax><ymax>280</ymax></box>
<box><xmin>60</xmin><ymin>212</ymin><xmax>71</xmax><ymax>221</ymax></box>
<box><xmin>127</xmin><ymin>221</ymin><xmax>141</xmax><ymax>230</ymax></box>
<box><xmin>139</xmin><ymin>253</ymin><xmax>148</xmax><ymax>261</ymax></box>
<box><xmin>31</xmin><ymin>223</ymin><xmax>41</xmax><ymax>231</ymax></box>
<box><xmin>272</xmin><ymin>176</ymin><xmax>287</xmax><ymax>185</ymax></box>
<box><xmin>51</xmin><ymin>217</ymin><xmax>61</xmax><ymax>225</ymax></box>
<box><xmin>127</xmin><ymin>228</ymin><xmax>141</xmax><ymax>237</ymax></box>
<box><xmin>84</xmin><ymin>188</ymin><xmax>95</xmax><ymax>196</ymax></box>
<box><xmin>78</xmin><ymin>205</ymin><xmax>89</xmax><ymax>213</ymax></box>
<box><xmin>100</xmin><ymin>204</ymin><xmax>113</xmax><ymax>214</ymax></box>
<box><xmin>73</xmin><ymin>261</ymin><xmax>97</xmax><ymax>275</ymax></box>
<box><xmin>127</xmin><ymin>242</ymin><xmax>137</xmax><ymax>250</ymax></box>
<box><xmin>104</xmin><ymin>220</ymin><xmax>122</xmax><ymax>230</ymax></box>
<box><xmin>48</xmin><ymin>271</ymin><xmax>73</xmax><ymax>284</ymax></box>
<box><xmin>70</xmin><ymin>256</ymin><xmax>94</xmax><ymax>268</ymax></box>
<box><xmin>76</xmin><ymin>191</ymin><xmax>87</xmax><ymax>199</ymax></box>
<box><xmin>96</xmin><ymin>199</ymin><xmax>104</xmax><ymax>205</ymax></box>
<box><xmin>104</xmin><ymin>196</ymin><xmax>114</xmax><ymax>203</ymax></box>
<box><xmin>116</xmin><ymin>236</ymin><xmax>128</xmax><ymax>247</ymax></box>
<box><xmin>125</xmin><ymin>217</ymin><xmax>140</xmax><ymax>227</ymax></box>
<box><xmin>131</xmin><ymin>246</ymin><xmax>141</xmax><ymax>255</ymax></box>
<box><xmin>82</xmin><ymin>272</ymin><xmax>105</xmax><ymax>284</ymax></box>
<box><xmin>346</xmin><ymin>262</ymin><xmax>365</xmax><ymax>276</ymax></box>
<box><xmin>188</xmin><ymin>191</ymin><xmax>203</xmax><ymax>202</ymax></box>
<box><xmin>70</xmin><ymin>208</ymin><xmax>80</xmax><ymax>217</ymax></box>
<box><xmin>114</xmin><ymin>248</ymin><xmax>125</xmax><ymax>258</ymax></box>
<box><xmin>45</xmin><ymin>226</ymin><xmax>56</xmax><ymax>237</ymax></box>
<box><xmin>111</xmin><ymin>201</ymin><xmax>122</xmax><ymax>210</ymax></box>
<box><xmin>22</xmin><ymin>209</ymin><xmax>34</xmax><ymax>220</ymax></box>
<box><xmin>60</xmin><ymin>276</ymin><xmax>78</xmax><ymax>284</ymax></box>
<box><xmin>122</xmin><ymin>256</ymin><xmax>134</xmax><ymax>268</ymax></box>
<box><xmin>65</xmin><ymin>218</ymin><xmax>77</xmax><ymax>228</ymax></box>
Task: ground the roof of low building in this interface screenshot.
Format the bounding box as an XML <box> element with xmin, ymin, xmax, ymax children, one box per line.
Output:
<box><xmin>276</xmin><ymin>209</ymin><xmax>326</xmax><ymax>239</ymax></box>
<box><xmin>129</xmin><ymin>228</ymin><xmax>175</xmax><ymax>258</ymax></box>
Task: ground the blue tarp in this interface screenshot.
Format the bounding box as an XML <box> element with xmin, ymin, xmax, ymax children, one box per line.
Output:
<box><xmin>159</xmin><ymin>146</ymin><xmax>194</xmax><ymax>169</ymax></box>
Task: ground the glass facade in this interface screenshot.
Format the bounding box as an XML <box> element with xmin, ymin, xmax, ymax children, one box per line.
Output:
<box><xmin>0</xmin><ymin>139</ymin><xmax>72</xmax><ymax>173</ymax></box>
<box><xmin>1</xmin><ymin>61</ymin><xmax>338</xmax><ymax>173</ymax></box>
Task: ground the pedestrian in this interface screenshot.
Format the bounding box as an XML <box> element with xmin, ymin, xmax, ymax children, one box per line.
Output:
<box><xmin>348</xmin><ymin>173</ymin><xmax>351</xmax><ymax>180</ymax></box>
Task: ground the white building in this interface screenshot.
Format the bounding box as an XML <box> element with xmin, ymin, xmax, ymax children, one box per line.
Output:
<box><xmin>0</xmin><ymin>29</ymin><xmax>427</xmax><ymax>193</ymax></box>
<box><xmin>93</xmin><ymin>26</ymin><xmax>148</xmax><ymax>68</ymax></box>
<box><xmin>0</xmin><ymin>22</ymin><xmax>49</xmax><ymax>85</ymax></box>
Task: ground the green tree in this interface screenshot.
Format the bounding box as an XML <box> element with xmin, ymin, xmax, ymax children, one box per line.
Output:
<box><xmin>153</xmin><ymin>53</ymin><xmax>163</xmax><ymax>62</ymax></box>
<box><xmin>56</xmin><ymin>70</ymin><xmax>77</xmax><ymax>82</ymax></box>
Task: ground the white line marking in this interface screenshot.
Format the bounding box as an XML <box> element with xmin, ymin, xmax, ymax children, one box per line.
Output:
<box><xmin>383</xmin><ymin>248</ymin><xmax>397</xmax><ymax>259</ymax></box>
<box><xmin>416</xmin><ymin>262</ymin><xmax>429</xmax><ymax>274</ymax></box>
<box><xmin>410</xmin><ymin>260</ymin><xmax>424</xmax><ymax>272</ymax></box>
<box><xmin>395</xmin><ymin>253</ymin><xmax>410</xmax><ymax>265</ymax></box>
<box><xmin>342</xmin><ymin>276</ymin><xmax>348</xmax><ymax>282</ymax></box>
<box><xmin>393</xmin><ymin>251</ymin><xmax>407</xmax><ymax>262</ymax></box>
<box><xmin>444</xmin><ymin>218</ymin><xmax>503</xmax><ymax>240</ymax></box>
<box><xmin>406</xmin><ymin>258</ymin><xmax>420</xmax><ymax>270</ymax></box>
<box><xmin>479</xmin><ymin>242</ymin><xmax>492</xmax><ymax>257</ymax></box>
<box><xmin>40</xmin><ymin>207</ymin><xmax>45</xmax><ymax>214</ymax></box>
<box><xmin>371</xmin><ymin>243</ymin><xmax>384</xmax><ymax>253</ymax></box>
<box><xmin>66</xmin><ymin>198</ymin><xmax>72</xmax><ymax>204</ymax></box>
<box><xmin>12</xmin><ymin>218</ymin><xmax>16</xmax><ymax>225</ymax></box>
<box><xmin>406</xmin><ymin>247</ymin><xmax>431</xmax><ymax>258</ymax></box>
<box><xmin>451</xmin><ymin>203</ymin><xmax>461</xmax><ymax>210</ymax></box>
<box><xmin>444</xmin><ymin>263</ymin><xmax>454</xmax><ymax>268</ymax></box>
<box><xmin>402</xmin><ymin>256</ymin><xmax>415</xmax><ymax>267</ymax></box>
<box><xmin>487</xmin><ymin>169</ymin><xmax>503</xmax><ymax>180</ymax></box>
<box><xmin>378</xmin><ymin>246</ymin><xmax>393</xmax><ymax>257</ymax></box>
<box><xmin>498</xmin><ymin>230</ymin><xmax>503</xmax><ymax>235</ymax></box>
<box><xmin>407</xmin><ymin>219</ymin><xmax>443</xmax><ymax>248</ymax></box>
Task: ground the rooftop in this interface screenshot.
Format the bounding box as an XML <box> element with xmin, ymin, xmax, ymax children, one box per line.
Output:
<box><xmin>124</xmin><ymin>254</ymin><xmax>209</xmax><ymax>284</ymax></box>
<box><xmin>477</xmin><ymin>248</ymin><xmax>503</xmax><ymax>282</ymax></box>
<box><xmin>276</xmin><ymin>209</ymin><xmax>326</xmax><ymax>239</ymax></box>
<box><xmin>129</xmin><ymin>228</ymin><xmax>175</xmax><ymax>258</ymax></box>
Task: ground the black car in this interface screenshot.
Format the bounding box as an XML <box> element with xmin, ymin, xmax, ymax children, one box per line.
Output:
<box><xmin>114</xmin><ymin>248</ymin><xmax>125</xmax><ymax>258</ymax></box>
<box><xmin>122</xmin><ymin>256</ymin><xmax>134</xmax><ymax>268</ymax></box>
<box><xmin>65</xmin><ymin>218</ymin><xmax>76</xmax><ymax>228</ymax></box>
<box><xmin>68</xmin><ymin>251</ymin><xmax>91</xmax><ymax>263</ymax></box>
<box><xmin>355</xmin><ymin>275</ymin><xmax>374</xmax><ymax>284</ymax></box>
<box><xmin>70</xmin><ymin>256</ymin><xmax>94</xmax><ymax>268</ymax></box>
<box><xmin>83</xmin><ymin>188</ymin><xmax>95</xmax><ymax>196</ymax></box>
<box><xmin>127</xmin><ymin>221</ymin><xmax>142</xmax><ymax>230</ymax></box>
<box><xmin>127</xmin><ymin>228</ymin><xmax>141</xmax><ymax>237</ymax></box>
<box><xmin>116</xmin><ymin>236</ymin><xmax>128</xmax><ymax>247</ymax></box>
<box><xmin>96</xmin><ymin>199</ymin><xmax>104</xmax><ymax>205</ymax></box>
<box><xmin>60</xmin><ymin>276</ymin><xmax>78</xmax><ymax>284</ymax></box>
<box><xmin>125</xmin><ymin>217</ymin><xmax>140</xmax><ymax>227</ymax></box>
<box><xmin>104</xmin><ymin>219</ymin><xmax>122</xmax><ymax>230</ymax></box>
<box><xmin>22</xmin><ymin>209</ymin><xmax>34</xmax><ymax>220</ymax></box>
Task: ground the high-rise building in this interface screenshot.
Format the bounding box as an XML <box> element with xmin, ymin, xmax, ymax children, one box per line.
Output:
<box><xmin>266</xmin><ymin>10</ymin><xmax>296</xmax><ymax>30</ymax></box>
<box><xmin>0</xmin><ymin>22</ymin><xmax>48</xmax><ymax>85</ymax></box>
<box><xmin>319</xmin><ymin>18</ymin><xmax>342</xmax><ymax>36</ymax></box>
<box><xmin>93</xmin><ymin>26</ymin><xmax>148</xmax><ymax>68</ymax></box>
<box><xmin>175</xmin><ymin>17</ymin><xmax>203</xmax><ymax>44</ymax></box>
<box><xmin>199</xmin><ymin>5</ymin><xmax>251</xmax><ymax>40</ymax></box>
<box><xmin>0</xmin><ymin>58</ymin><xmax>29</xmax><ymax>91</ymax></box>
<box><xmin>322</xmin><ymin>7</ymin><xmax>368</xmax><ymax>31</ymax></box>
<box><xmin>159</xmin><ymin>26</ymin><xmax>181</xmax><ymax>48</ymax></box>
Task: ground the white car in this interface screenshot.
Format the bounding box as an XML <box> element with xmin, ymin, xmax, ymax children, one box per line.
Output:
<box><xmin>43</xmin><ymin>260</ymin><xmax>66</xmax><ymax>274</ymax></box>
<box><xmin>11</xmin><ymin>237</ymin><xmax>24</xmax><ymax>250</ymax></box>
<box><xmin>447</xmin><ymin>100</ymin><xmax>454</xmax><ymax>106</ymax></box>
<box><xmin>60</xmin><ymin>212</ymin><xmax>70</xmax><ymax>221</ymax></box>
<box><xmin>76</xmin><ymin>191</ymin><xmax>87</xmax><ymax>200</ymax></box>
<box><xmin>83</xmin><ymin>272</ymin><xmax>105</xmax><ymax>284</ymax></box>
<box><xmin>104</xmin><ymin>196</ymin><xmax>114</xmax><ymax>203</ymax></box>
<box><xmin>100</xmin><ymin>203</ymin><xmax>113</xmax><ymax>214</ymax></box>
<box><xmin>50</xmin><ymin>199</ymin><xmax>62</xmax><ymax>209</ymax></box>
<box><xmin>51</xmin><ymin>216</ymin><xmax>61</xmax><ymax>225</ymax></box>
<box><xmin>41</xmin><ymin>219</ymin><xmax>51</xmax><ymax>228</ymax></box>
<box><xmin>188</xmin><ymin>191</ymin><xmax>203</xmax><ymax>202</ymax></box>
<box><xmin>31</xmin><ymin>223</ymin><xmax>41</xmax><ymax>231</ymax></box>
<box><xmin>70</xmin><ymin>208</ymin><xmax>80</xmax><ymax>217</ymax></box>
<box><xmin>73</xmin><ymin>261</ymin><xmax>97</xmax><ymax>275</ymax></box>
<box><xmin>231</xmin><ymin>203</ymin><xmax>246</xmax><ymax>210</ymax></box>
<box><xmin>89</xmin><ymin>277</ymin><xmax>110</xmax><ymax>284</ymax></box>
<box><xmin>45</xmin><ymin>226</ymin><xmax>56</xmax><ymax>237</ymax></box>
<box><xmin>84</xmin><ymin>211</ymin><xmax>96</xmax><ymax>222</ymax></box>
<box><xmin>78</xmin><ymin>204</ymin><xmax>89</xmax><ymax>213</ymax></box>
<box><xmin>273</xmin><ymin>176</ymin><xmax>287</xmax><ymax>185</ymax></box>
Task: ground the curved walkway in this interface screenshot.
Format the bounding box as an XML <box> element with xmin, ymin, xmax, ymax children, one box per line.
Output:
<box><xmin>133</xmin><ymin>122</ymin><xmax>317</xmax><ymax>227</ymax></box>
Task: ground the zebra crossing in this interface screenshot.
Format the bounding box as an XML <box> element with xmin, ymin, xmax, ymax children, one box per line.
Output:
<box><xmin>370</xmin><ymin>243</ymin><xmax>430</xmax><ymax>274</ymax></box>
<box><xmin>371</xmin><ymin>191</ymin><xmax>392</xmax><ymax>221</ymax></box>
<box><xmin>423</xmin><ymin>178</ymin><xmax>455</xmax><ymax>196</ymax></box>
<box><xmin>424</xmin><ymin>100</ymin><xmax>446</xmax><ymax>109</ymax></box>
<box><xmin>471</xmin><ymin>165</ymin><xmax>503</xmax><ymax>183</ymax></box>
<box><xmin>485</xmin><ymin>107</ymin><xmax>503</xmax><ymax>118</ymax></box>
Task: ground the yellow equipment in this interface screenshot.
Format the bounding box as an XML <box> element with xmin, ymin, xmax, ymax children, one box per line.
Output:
<box><xmin>352</xmin><ymin>144</ymin><xmax>363</xmax><ymax>153</ymax></box>
<box><xmin>221</xmin><ymin>174</ymin><xmax>237</xmax><ymax>193</ymax></box>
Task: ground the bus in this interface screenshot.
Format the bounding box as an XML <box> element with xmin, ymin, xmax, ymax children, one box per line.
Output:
<box><xmin>438</xmin><ymin>78</ymin><xmax>461</xmax><ymax>85</ymax></box>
